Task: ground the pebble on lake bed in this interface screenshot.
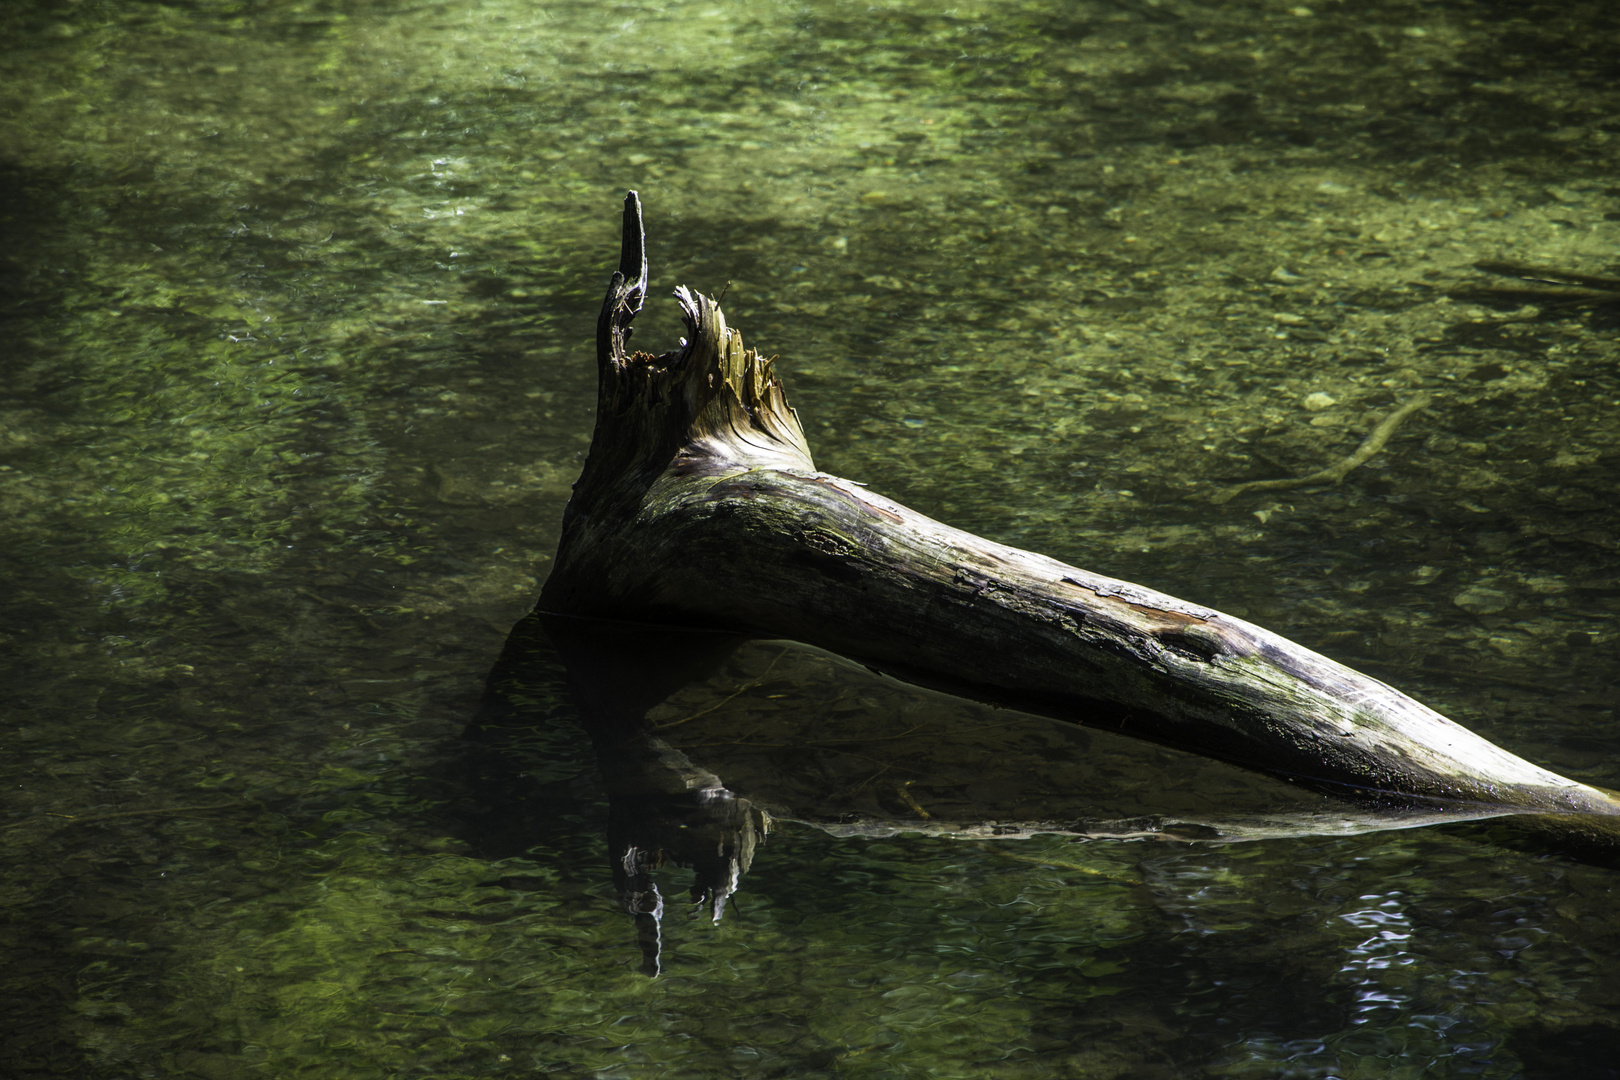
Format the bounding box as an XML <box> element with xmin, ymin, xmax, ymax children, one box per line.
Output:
<box><xmin>1453</xmin><ymin>585</ymin><xmax>1513</xmax><ymax>615</ymax></box>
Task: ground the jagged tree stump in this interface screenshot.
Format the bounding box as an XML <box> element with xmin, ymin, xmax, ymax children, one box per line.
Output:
<box><xmin>539</xmin><ymin>192</ymin><xmax>1620</xmax><ymax>827</ymax></box>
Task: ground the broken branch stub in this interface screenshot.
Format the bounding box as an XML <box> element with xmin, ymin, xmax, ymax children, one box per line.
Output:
<box><xmin>539</xmin><ymin>192</ymin><xmax>1620</xmax><ymax>831</ymax></box>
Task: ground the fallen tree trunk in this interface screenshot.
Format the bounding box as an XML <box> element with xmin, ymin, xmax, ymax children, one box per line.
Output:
<box><xmin>539</xmin><ymin>192</ymin><xmax>1620</xmax><ymax>823</ymax></box>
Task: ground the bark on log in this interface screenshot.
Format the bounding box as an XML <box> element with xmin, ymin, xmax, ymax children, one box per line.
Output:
<box><xmin>539</xmin><ymin>192</ymin><xmax>1620</xmax><ymax>828</ymax></box>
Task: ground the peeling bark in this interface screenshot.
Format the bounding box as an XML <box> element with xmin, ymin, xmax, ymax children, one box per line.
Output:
<box><xmin>538</xmin><ymin>192</ymin><xmax>1620</xmax><ymax>826</ymax></box>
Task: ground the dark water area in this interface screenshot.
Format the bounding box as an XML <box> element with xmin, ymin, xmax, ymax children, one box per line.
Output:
<box><xmin>3</xmin><ymin>0</ymin><xmax>1620</xmax><ymax>1076</ymax></box>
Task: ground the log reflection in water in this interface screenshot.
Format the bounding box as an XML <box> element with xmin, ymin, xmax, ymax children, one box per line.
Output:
<box><xmin>473</xmin><ymin>614</ymin><xmax>1530</xmax><ymax>975</ymax></box>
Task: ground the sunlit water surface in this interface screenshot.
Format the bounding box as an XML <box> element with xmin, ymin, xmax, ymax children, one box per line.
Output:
<box><xmin>3</xmin><ymin>0</ymin><xmax>1620</xmax><ymax>1076</ymax></box>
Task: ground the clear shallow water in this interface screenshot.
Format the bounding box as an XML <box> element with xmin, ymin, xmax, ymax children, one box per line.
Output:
<box><xmin>3</xmin><ymin>0</ymin><xmax>1620</xmax><ymax>1076</ymax></box>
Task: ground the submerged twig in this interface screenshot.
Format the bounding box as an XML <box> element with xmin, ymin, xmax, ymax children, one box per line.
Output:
<box><xmin>1446</xmin><ymin>261</ymin><xmax>1620</xmax><ymax>310</ymax></box>
<box><xmin>1453</xmin><ymin>261</ymin><xmax>1620</xmax><ymax>306</ymax></box>
<box><xmin>1211</xmin><ymin>394</ymin><xmax>1432</xmax><ymax>505</ymax></box>
<box><xmin>895</xmin><ymin>780</ymin><xmax>931</xmax><ymax>820</ymax></box>
<box><xmin>2</xmin><ymin>801</ymin><xmax>248</xmax><ymax>832</ymax></box>
<box><xmin>1471</xmin><ymin>261</ymin><xmax>1620</xmax><ymax>291</ymax></box>
<box><xmin>984</xmin><ymin>848</ymin><xmax>1142</xmax><ymax>885</ymax></box>
<box><xmin>649</xmin><ymin>647</ymin><xmax>789</xmax><ymax>729</ymax></box>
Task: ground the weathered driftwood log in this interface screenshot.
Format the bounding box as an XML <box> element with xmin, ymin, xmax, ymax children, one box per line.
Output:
<box><xmin>540</xmin><ymin>192</ymin><xmax>1620</xmax><ymax>826</ymax></box>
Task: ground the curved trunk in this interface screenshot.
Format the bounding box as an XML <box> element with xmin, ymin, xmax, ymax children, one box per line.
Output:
<box><xmin>539</xmin><ymin>192</ymin><xmax>1620</xmax><ymax>825</ymax></box>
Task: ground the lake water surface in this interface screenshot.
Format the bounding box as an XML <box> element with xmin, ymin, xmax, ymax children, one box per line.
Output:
<box><xmin>4</xmin><ymin>0</ymin><xmax>1620</xmax><ymax>1076</ymax></box>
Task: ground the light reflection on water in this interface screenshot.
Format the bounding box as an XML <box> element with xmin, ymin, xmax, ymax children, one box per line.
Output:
<box><xmin>1339</xmin><ymin>894</ymin><xmax>1418</xmax><ymax>1025</ymax></box>
<box><xmin>2</xmin><ymin>0</ymin><xmax>1620</xmax><ymax>1076</ymax></box>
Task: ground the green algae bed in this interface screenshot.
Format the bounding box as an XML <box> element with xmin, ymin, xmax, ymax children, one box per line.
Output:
<box><xmin>3</xmin><ymin>0</ymin><xmax>1620</xmax><ymax>1076</ymax></box>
